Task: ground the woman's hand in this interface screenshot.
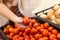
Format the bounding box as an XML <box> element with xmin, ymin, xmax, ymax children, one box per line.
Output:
<box><xmin>14</xmin><ymin>17</ymin><xmax>23</xmax><ymax>24</ymax></box>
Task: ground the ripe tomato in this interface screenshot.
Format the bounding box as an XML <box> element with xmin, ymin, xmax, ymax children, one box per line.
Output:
<box><xmin>24</xmin><ymin>35</ymin><xmax>29</xmax><ymax>40</ymax></box>
<box><xmin>10</xmin><ymin>33</ymin><xmax>14</xmax><ymax>37</ymax></box>
<box><xmin>9</xmin><ymin>28</ymin><xmax>14</xmax><ymax>33</ymax></box>
<box><xmin>36</xmin><ymin>26</ymin><xmax>41</xmax><ymax>30</ymax></box>
<box><xmin>52</xmin><ymin>29</ymin><xmax>58</xmax><ymax>35</ymax></box>
<box><xmin>57</xmin><ymin>33</ymin><xmax>60</xmax><ymax>39</ymax></box>
<box><xmin>19</xmin><ymin>32</ymin><xmax>22</xmax><ymax>36</ymax></box>
<box><xmin>53</xmin><ymin>39</ymin><xmax>57</xmax><ymax>40</ymax></box>
<box><xmin>40</xmin><ymin>24</ymin><xmax>44</xmax><ymax>28</ymax></box>
<box><xmin>49</xmin><ymin>32</ymin><xmax>51</xmax><ymax>36</ymax></box>
<box><xmin>30</xmin><ymin>28</ymin><xmax>37</xmax><ymax>34</ymax></box>
<box><xmin>7</xmin><ymin>25</ymin><xmax>11</xmax><ymax>29</ymax></box>
<box><xmin>31</xmin><ymin>19</ymin><xmax>37</xmax><ymax>24</ymax></box>
<box><xmin>49</xmin><ymin>34</ymin><xmax>56</xmax><ymax>40</ymax></box>
<box><xmin>13</xmin><ymin>35</ymin><xmax>20</xmax><ymax>40</ymax></box>
<box><xmin>25</xmin><ymin>27</ymin><xmax>30</xmax><ymax>33</ymax></box>
<box><xmin>39</xmin><ymin>29</ymin><xmax>44</xmax><ymax>33</ymax></box>
<box><xmin>33</xmin><ymin>23</ymin><xmax>40</xmax><ymax>27</ymax></box>
<box><xmin>19</xmin><ymin>37</ymin><xmax>24</xmax><ymax>40</ymax></box>
<box><xmin>43</xmin><ymin>23</ymin><xmax>49</xmax><ymax>29</ymax></box>
<box><xmin>29</xmin><ymin>34</ymin><xmax>33</xmax><ymax>38</ymax></box>
<box><xmin>34</xmin><ymin>34</ymin><xmax>40</xmax><ymax>39</ymax></box>
<box><xmin>13</xmin><ymin>28</ymin><xmax>19</xmax><ymax>34</ymax></box>
<box><xmin>23</xmin><ymin>32</ymin><xmax>26</xmax><ymax>36</ymax></box>
<box><xmin>3</xmin><ymin>28</ymin><xmax>9</xmax><ymax>34</ymax></box>
<box><xmin>42</xmin><ymin>29</ymin><xmax>49</xmax><ymax>36</ymax></box>
<box><xmin>48</xmin><ymin>27</ymin><xmax>53</xmax><ymax>31</ymax></box>
<box><xmin>23</xmin><ymin>17</ymin><xmax>30</xmax><ymax>26</ymax></box>
<box><xmin>39</xmin><ymin>38</ymin><xmax>45</xmax><ymax>40</ymax></box>
<box><xmin>31</xmin><ymin>38</ymin><xmax>35</xmax><ymax>40</ymax></box>
<box><xmin>43</xmin><ymin>37</ymin><xmax>48</xmax><ymax>40</ymax></box>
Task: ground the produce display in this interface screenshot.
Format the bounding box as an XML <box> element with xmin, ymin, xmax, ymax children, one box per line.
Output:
<box><xmin>38</xmin><ymin>4</ymin><xmax>60</xmax><ymax>25</ymax></box>
<box><xmin>3</xmin><ymin>17</ymin><xmax>60</xmax><ymax>40</ymax></box>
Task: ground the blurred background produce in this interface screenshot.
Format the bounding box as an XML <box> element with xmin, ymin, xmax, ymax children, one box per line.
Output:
<box><xmin>37</xmin><ymin>4</ymin><xmax>60</xmax><ymax>25</ymax></box>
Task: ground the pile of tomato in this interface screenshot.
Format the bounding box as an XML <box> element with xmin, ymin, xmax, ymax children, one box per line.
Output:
<box><xmin>3</xmin><ymin>17</ymin><xmax>60</xmax><ymax>40</ymax></box>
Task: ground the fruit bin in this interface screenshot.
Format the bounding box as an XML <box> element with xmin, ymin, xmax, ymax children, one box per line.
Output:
<box><xmin>0</xmin><ymin>16</ymin><xmax>60</xmax><ymax>40</ymax></box>
<box><xmin>35</xmin><ymin>4</ymin><xmax>60</xmax><ymax>29</ymax></box>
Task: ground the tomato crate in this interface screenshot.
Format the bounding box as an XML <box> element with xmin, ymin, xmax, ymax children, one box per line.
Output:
<box><xmin>0</xmin><ymin>16</ymin><xmax>60</xmax><ymax>40</ymax></box>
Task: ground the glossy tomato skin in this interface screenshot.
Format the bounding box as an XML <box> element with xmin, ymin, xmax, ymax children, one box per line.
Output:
<box><xmin>36</xmin><ymin>26</ymin><xmax>41</xmax><ymax>31</ymax></box>
<box><xmin>31</xmin><ymin>38</ymin><xmax>35</xmax><ymax>40</ymax></box>
<box><xmin>29</xmin><ymin>34</ymin><xmax>33</xmax><ymax>38</ymax></box>
<box><xmin>42</xmin><ymin>29</ymin><xmax>49</xmax><ymax>36</ymax></box>
<box><xmin>49</xmin><ymin>34</ymin><xmax>56</xmax><ymax>40</ymax></box>
<box><xmin>48</xmin><ymin>27</ymin><xmax>53</xmax><ymax>32</ymax></box>
<box><xmin>43</xmin><ymin>23</ymin><xmax>49</xmax><ymax>29</ymax></box>
<box><xmin>34</xmin><ymin>34</ymin><xmax>40</xmax><ymax>39</ymax></box>
<box><xmin>43</xmin><ymin>37</ymin><xmax>48</xmax><ymax>40</ymax></box>
<box><xmin>24</xmin><ymin>35</ymin><xmax>30</xmax><ymax>40</ymax></box>
<box><xmin>23</xmin><ymin>17</ymin><xmax>31</xmax><ymax>26</ymax></box>
<box><xmin>30</xmin><ymin>28</ymin><xmax>37</xmax><ymax>34</ymax></box>
<box><xmin>33</xmin><ymin>23</ymin><xmax>40</xmax><ymax>27</ymax></box>
<box><xmin>19</xmin><ymin>32</ymin><xmax>22</xmax><ymax>36</ymax></box>
<box><xmin>9</xmin><ymin>28</ymin><xmax>14</xmax><ymax>33</ymax></box>
<box><xmin>38</xmin><ymin>38</ymin><xmax>45</xmax><ymax>40</ymax></box>
<box><xmin>25</xmin><ymin>27</ymin><xmax>30</xmax><ymax>33</ymax></box>
<box><xmin>3</xmin><ymin>28</ymin><xmax>9</xmax><ymax>34</ymax></box>
<box><xmin>57</xmin><ymin>33</ymin><xmax>60</xmax><ymax>39</ymax></box>
<box><xmin>7</xmin><ymin>25</ymin><xmax>11</xmax><ymax>29</ymax></box>
<box><xmin>52</xmin><ymin>29</ymin><xmax>58</xmax><ymax>35</ymax></box>
<box><xmin>31</xmin><ymin>19</ymin><xmax>37</xmax><ymax>24</ymax></box>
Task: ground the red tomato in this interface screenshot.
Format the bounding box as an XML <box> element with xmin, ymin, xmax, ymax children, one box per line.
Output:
<box><xmin>24</xmin><ymin>35</ymin><xmax>29</xmax><ymax>40</ymax></box>
<box><xmin>13</xmin><ymin>35</ymin><xmax>20</xmax><ymax>40</ymax></box>
<box><xmin>40</xmin><ymin>24</ymin><xmax>44</xmax><ymax>28</ymax></box>
<box><xmin>36</xmin><ymin>26</ymin><xmax>41</xmax><ymax>30</ymax></box>
<box><xmin>3</xmin><ymin>28</ymin><xmax>9</xmax><ymax>34</ymax></box>
<box><xmin>52</xmin><ymin>29</ymin><xmax>58</xmax><ymax>35</ymax></box>
<box><xmin>9</xmin><ymin>28</ymin><xmax>14</xmax><ymax>33</ymax></box>
<box><xmin>29</xmin><ymin>34</ymin><xmax>33</xmax><ymax>38</ymax></box>
<box><xmin>30</xmin><ymin>28</ymin><xmax>37</xmax><ymax>34</ymax></box>
<box><xmin>48</xmin><ymin>27</ymin><xmax>53</xmax><ymax>31</ymax></box>
<box><xmin>33</xmin><ymin>23</ymin><xmax>40</xmax><ymax>27</ymax></box>
<box><xmin>53</xmin><ymin>39</ymin><xmax>57</xmax><ymax>40</ymax></box>
<box><xmin>42</xmin><ymin>29</ymin><xmax>49</xmax><ymax>36</ymax></box>
<box><xmin>34</xmin><ymin>34</ymin><xmax>40</xmax><ymax>39</ymax></box>
<box><xmin>31</xmin><ymin>19</ymin><xmax>37</xmax><ymax>24</ymax></box>
<box><xmin>19</xmin><ymin>37</ymin><xmax>24</xmax><ymax>40</ymax></box>
<box><xmin>7</xmin><ymin>25</ymin><xmax>11</xmax><ymax>29</ymax></box>
<box><xmin>23</xmin><ymin>17</ymin><xmax>30</xmax><ymax>25</ymax></box>
<box><xmin>43</xmin><ymin>37</ymin><xmax>48</xmax><ymax>40</ymax></box>
<box><xmin>49</xmin><ymin>32</ymin><xmax>51</xmax><ymax>36</ymax></box>
<box><xmin>31</xmin><ymin>38</ymin><xmax>35</xmax><ymax>40</ymax></box>
<box><xmin>57</xmin><ymin>33</ymin><xmax>60</xmax><ymax>39</ymax></box>
<box><xmin>13</xmin><ymin>28</ymin><xmax>19</xmax><ymax>34</ymax></box>
<box><xmin>23</xmin><ymin>32</ymin><xmax>26</xmax><ymax>36</ymax></box>
<box><xmin>25</xmin><ymin>27</ymin><xmax>30</xmax><ymax>33</ymax></box>
<box><xmin>39</xmin><ymin>29</ymin><xmax>44</xmax><ymax>33</ymax></box>
<box><xmin>39</xmin><ymin>38</ymin><xmax>45</xmax><ymax>40</ymax></box>
<box><xmin>49</xmin><ymin>34</ymin><xmax>56</xmax><ymax>40</ymax></box>
<box><xmin>43</xmin><ymin>23</ymin><xmax>49</xmax><ymax>29</ymax></box>
<box><xmin>19</xmin><ymin>32</ymin><xmax>22</xmax><ymax>36</ymax></box>
<box><xmin>10</xmin><ymin>33</ymin><xmax>14</xmax><ymax>37</ymax></box>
